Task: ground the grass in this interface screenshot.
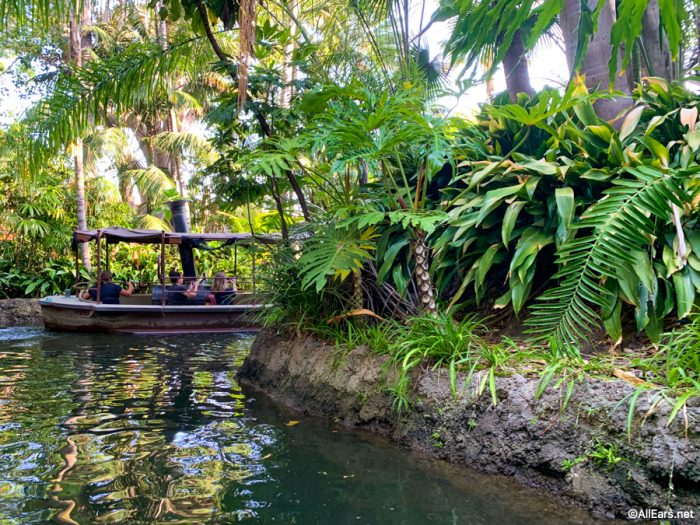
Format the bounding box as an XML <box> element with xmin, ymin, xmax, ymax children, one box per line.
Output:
<box><xmin>305</xmin><ymin>311</ymin><xmax>700</xmax><ymax>436</ymax></box>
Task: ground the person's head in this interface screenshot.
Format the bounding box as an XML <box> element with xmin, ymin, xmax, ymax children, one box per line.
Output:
<box><xmin>169</xmin><ymin>270</ymin><xmax>183</xmax><ymax>285</ymax></box>
<box><xmin>212</xmin><ymin>272</ymin><xmax>227</xmax><ymax>292</ymax></box>
<box><xmin>99</xmin><ymin>270</ymin><xmax>113</xmax><ymax>283</ymax></box>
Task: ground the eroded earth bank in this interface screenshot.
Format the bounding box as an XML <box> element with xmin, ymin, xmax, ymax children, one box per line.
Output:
<box><xmin>238</xmin><ymin>330</ymin><xmax>699</xmax><ymax>522</ymax></box>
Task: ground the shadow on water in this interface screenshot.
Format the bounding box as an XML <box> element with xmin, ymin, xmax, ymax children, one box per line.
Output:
<box><xmin>0</xmin><ymin>327</ymin><xmax>602</xmax><ymax>524</ymax></box>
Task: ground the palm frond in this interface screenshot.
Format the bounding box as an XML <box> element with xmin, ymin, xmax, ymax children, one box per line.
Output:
<box><xmin>26</xmin><ymin>36</ymin><xmax>216</xmax><ymax>166</ymax></box>
<box><xmin>527</xmin><ymin>166</ymin><xmax>688</xmax><ymax>354</ymax></box>
<box><xmin>151</xmin><ymin>131</ymin><xmax>214</xmax><ymax>157</ymax></box>
<box><xmin>136</xmin><ymin>213</ymin><xmax>172</xmax><ymax>231</ymax></box>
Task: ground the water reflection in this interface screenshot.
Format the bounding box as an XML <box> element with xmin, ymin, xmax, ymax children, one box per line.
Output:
<box><xmin>0</xmin><ymin>328</ymin><xmax>601</xmax><ymax>524</ymax></box>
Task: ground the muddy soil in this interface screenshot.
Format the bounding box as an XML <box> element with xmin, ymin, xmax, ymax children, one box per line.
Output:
<box><xmin>238</xmin><ymin>329</ymin><xmax>700</xmax><ymax>522</ymax></box>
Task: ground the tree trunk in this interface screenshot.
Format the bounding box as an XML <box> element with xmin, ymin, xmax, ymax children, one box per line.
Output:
<box><xmin>560</xmin><ymin>0</ymin><xmax>632</xmax><ymax>122</ymax></box>
<box><xmin>69</xmin><ymin>3</ymin><xmax>92</xmax><ymax>270</ymax></box>
<box><xmin>73</xmin><ymin>139</ymin><xmax>91</xmax><ymax>269</ymax></box>
<box><xmin>412</xmin><ymin>231</ymin><xmax>437</xmax><ymax>316</ymax></box>
<box><xmin>502</xmin><ymin>30</ymin><xmax>534</xmax><ymax>102</ymax></box>
<box><xmin>641</xmin><ymin>0</ymin><xmax>672</xmax><ymax>80</ymax></box>
<box><xmin>352</xmin><ymin>269</ymin><xmax>363</xmax><ymax>310</ymax></box>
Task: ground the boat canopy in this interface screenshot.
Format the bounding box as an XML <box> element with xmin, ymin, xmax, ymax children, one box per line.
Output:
<box><xmin>73</xmin><ymin>228</ymin><xmax>278</xmax><ymax>246</ymax></box>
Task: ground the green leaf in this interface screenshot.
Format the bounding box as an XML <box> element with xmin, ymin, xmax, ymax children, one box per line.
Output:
<box><xmin>602</xmin><ymin>294</ymin><xmax>622</xmax><ymax>343</ymax></box>
<box><xmin>619</xmin><ymin>106</ymin><xmax>644</xmax><ymax>141</ymax></box>
<box><xmin>555</xmin><ymin>187</ymin><xmax>575</xmax><ymax>245</ymax></box>
<box><xmin>658</xmin><ymin>0</ymin><xmax>681</xmax><ymax>60</ymax></box>
<box><xmin>519</xmin><ymin>158</ymin><xmax>558</xmax><ymax>175</ymax></box>
<box><xmin>377</xmin><ymin>238</ymin><xmax>409</xmax><ymax>283</ymax></box>
<box><xmin>673</xmin><ymin>268</ymin><xmax>695</xmax><ymax>318</ymax></box>
<box><xmin>476</xmin><ymin>244</ymin><xmax>501</xmax><ymax>292</ymax></box>
<box><xmin>476</xmin><ymin>184</ymin><xmax>525</xmax><ymax>226</ymax></box>
<box><xmin>502</xmin><ymin>201</ymin><xmax>526</xmax><ymax>247</ymax></box>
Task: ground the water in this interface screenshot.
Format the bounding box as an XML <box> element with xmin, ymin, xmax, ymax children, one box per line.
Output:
<box><xmin>0</xmin><ymin>327</ymin><xmax>601</xmax><ymax>524</ymax></box>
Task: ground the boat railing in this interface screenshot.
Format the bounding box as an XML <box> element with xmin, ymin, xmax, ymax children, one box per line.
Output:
<box><xmin>67</xmin><ymin>277</ymin><xmax>264</xmax><ymax>305</ymax></box>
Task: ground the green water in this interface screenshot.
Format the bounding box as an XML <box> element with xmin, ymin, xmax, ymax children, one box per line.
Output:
<box><xmin>0</xmin><ymin>327</ymin><xmax>601</xmax><ymax>524</ymax></box>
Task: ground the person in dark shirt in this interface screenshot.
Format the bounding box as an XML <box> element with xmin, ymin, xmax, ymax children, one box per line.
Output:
<box><xmin>205</xmin><ymin>271</ymin><xmax>238</xmax><ymax>305</ymax></box>
<box><xmin>81</xmin><ymin>270</ymin><xmax>133</xmax><ymax>304</ymax></box>
<box><xmin>166</xmin><ymin>270</ymin><xmax>200</xmax><ymax>305</ymax></box>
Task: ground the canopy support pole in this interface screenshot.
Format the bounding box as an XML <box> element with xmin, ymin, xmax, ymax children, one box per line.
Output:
<box><xmin>160</xmin><ymin>231</ymin><xmax>166</xmax><ymax>307</ymax></box>
<box><xmin>252</xmin><ymin>243</ymin><xmax>256</xmax><ymax>305</ymax></box>
<box><xmin>74</xmin><ymin>245</ymin><xmax>80</xmax><ymax>288</ymax></box>
<box><xmin>96</xmin><ymin>230</ymin><xmax>102</xmax><ymax>303</ymax></box>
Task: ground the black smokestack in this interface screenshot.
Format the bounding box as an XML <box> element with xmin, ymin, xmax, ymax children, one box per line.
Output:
<box><xmin>166</xmin><ymin>200</ymin><xmax>196</xmax><ymax>279</ymax></box>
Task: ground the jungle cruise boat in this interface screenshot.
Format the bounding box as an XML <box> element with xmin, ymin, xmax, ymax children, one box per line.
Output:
<box><xmin>40</xmin><ymin>201</ymin><xmax>276</xmax><ymax>334</ymax></box>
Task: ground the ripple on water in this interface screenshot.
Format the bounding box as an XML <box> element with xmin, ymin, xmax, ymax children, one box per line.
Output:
<box><xmin>0</xmin><ymin>332</ymin><xmax>604</xmax><ymax>525</ymax></box>
<box><xmin>0</xmin><ymin>327</ymin><xmax>50</xmax><ymax>342</ymax></box>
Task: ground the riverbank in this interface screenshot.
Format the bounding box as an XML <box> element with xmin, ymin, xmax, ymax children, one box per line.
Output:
<box><xmin>0</xmin><ymin>298</ymin><xmax>42</xmax><ymax>328</ymax></box>
<box><xmin>238</xmin><ymin>329</ymin><xmax>699</xmax><ymax>522</ymax></box>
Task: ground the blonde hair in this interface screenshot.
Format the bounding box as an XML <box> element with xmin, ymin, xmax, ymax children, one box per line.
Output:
<box><xmin>211</xmin><ymin>272</ymin><xmax>228</xmax><ymax>292</ymax></box>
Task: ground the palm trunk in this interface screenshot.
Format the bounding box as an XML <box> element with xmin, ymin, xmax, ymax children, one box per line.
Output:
<box><xmin>502</xmin><ymin>29</ymin><xmax>534</xmax><ymax>102</ymax></box>
<box><xmin>352</xmin><ymin>269</ymin><xmax>363</xmax><ymax>310</ymax></box>
<box><xmin>560</xmin><ymin>0</ymin><xmax>632</xmax><ymax>122</ymax></box>
<box><xmin>412</xmin><ymin>231</ymin><xmax>437</xmax><ymax>316</ymax></box>
<box><xmin>70</xmin><ymin>3</ymin><xmax>92</xmax><ymax>270</ymax></box>
<box><xmin>73</xmin><ymin>139</ymin><xmax>91</xmax><ymax>269</ymax></box>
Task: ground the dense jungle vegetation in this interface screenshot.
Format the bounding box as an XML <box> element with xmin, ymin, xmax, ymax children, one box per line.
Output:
<box><xmin>1</xmin><ymin>0</ymin><xmax>699</xmax><ymax>417</ymax></box>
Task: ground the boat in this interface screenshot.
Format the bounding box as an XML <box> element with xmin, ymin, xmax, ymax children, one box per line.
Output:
<box><xmin>40</xmin><ymin>201</ymin><xmax>277</xmax><ymax>334</ymax></box>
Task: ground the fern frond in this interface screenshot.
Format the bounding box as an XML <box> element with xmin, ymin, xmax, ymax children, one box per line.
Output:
<box><xmin>527</xmin><ymin>166</ymin><xmax>687</xmax><ymax>354</ymax></box>
<box><xmin>298</xmin><ymin>224</ymin><xmax>377</xmax><ymax>292</ymax></box>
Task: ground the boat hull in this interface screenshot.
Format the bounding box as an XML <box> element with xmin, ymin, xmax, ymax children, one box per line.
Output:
<box><xmin>40</xmin><ymin>295</ymin><xmax>266</xmax><ymax>334</ymax></box>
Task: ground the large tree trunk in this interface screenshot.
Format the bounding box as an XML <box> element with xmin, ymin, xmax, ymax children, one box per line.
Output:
<box><xmin>641</xmin><ymin>0</ymin><xmax>672</xmax><ymax>80</ymax></box>
<box><xmin>560</xmin><ymin>0</ymin><xmax>632</xmax><ymax>122</ymax></box>
<box><xmin>502</xmin><ymin>29</ymin><xmax>534</xmax><ymax>102</ymax></box>
<box><xmin>69</xmin><ymin>3</ymin><xmax>92</xmax><ymax>270</ymax></box>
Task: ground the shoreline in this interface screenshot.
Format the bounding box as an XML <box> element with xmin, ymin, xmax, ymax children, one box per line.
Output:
<box><xmin>238</xmin><ymin>329</ymin><xmax>699</xmax><ymax>522</ymax></box>
<box><xmin>0</xmin><ymin>298</ymin><xmax>42</xmax><ymax>328</ymax></box>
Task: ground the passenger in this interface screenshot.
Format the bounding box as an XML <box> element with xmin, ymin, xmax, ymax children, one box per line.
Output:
<box><xmin>166</xmin><ymin>270</ymin><xmax>200</xmax><ymax>305</ymax></box>
<box><xmin>81</xmin><ymin>270</ymin><xmax>133</xmax><ymax>304</ymax></box>
<box><xmin>205</xmin><ymin>272</ymin><xmax>238</xmax><ymax>305</ymax></box>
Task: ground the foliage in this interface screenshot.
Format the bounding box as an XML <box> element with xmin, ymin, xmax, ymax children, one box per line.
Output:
<box><xmin>433</xmin><ymin>81</ymin><xmax>700</xmax><ymax>354</ymax></box>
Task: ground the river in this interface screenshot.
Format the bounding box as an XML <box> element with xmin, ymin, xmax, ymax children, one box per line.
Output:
<box><xmin>0</xmin><ymin>327</ymin><xmax>602</xmax><ymax>524</ymax></box>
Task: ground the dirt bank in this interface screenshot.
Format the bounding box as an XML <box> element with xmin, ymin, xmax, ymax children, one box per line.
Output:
<box><xmin>0</xmin><ymin>298</ymin><xmax>42</xmax><ymax>328</ymax></box>
<box><xmin>238</xmin><ymin>330</ymin><xmax>699</xmax><ymax>522</ymax></box>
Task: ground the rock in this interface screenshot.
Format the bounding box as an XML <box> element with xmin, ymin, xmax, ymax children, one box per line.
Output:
<box><xmin>0</xmin><ymin>299</ymin><xmax>42</xmax><ymax>328</ymax></box>
<box><xmin>238</xmin><ymin>329</ymin><xmax>700</xmax><ymax>522</ymax></box>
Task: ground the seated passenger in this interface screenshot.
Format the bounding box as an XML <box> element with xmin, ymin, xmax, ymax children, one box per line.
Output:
<box><xmin>205</xmin><ymin>272</ymin><xmax>238</xmax><ymax>305</ymax></box>
<box><xmin>166</xmin><ymin>270</ymin><xmax>200</xmax><ymax>305</ymax></box>
<box><xmin>81</xmin><ymin>270</ymin><xmax>133</xmax><ymax>304</ymax></box>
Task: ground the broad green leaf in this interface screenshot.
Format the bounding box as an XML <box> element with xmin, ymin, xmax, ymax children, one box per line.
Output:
<box><xmin>602</xmin><ymin>296</ymin><xmax>622</xmax><ymax>344</ymax></box>
<box><xmin>672</xmin><ymin>268</ymin><xmax>695</xmax><ymax>318</ymax></box>
<box><xmin>476</xmin><ymin>183</ymin><xmax>525</xmax><ymax>226</ymax></box>
<box><xmin>555</xmin><ymin>187</ymin><xmax>575</xmax><ymax>245</ymax></box>
<box><xmin>658</xmin><ymin>0</ymin><xmax>681</xmax><ymax>60</ymax></box>
<box><xmin>476</xmin><ymin>244</ymin><xmax>501</xmax><ymax>292</ymax></box>
<box><xmin>639</xmin><ymin>136</ymin><xmax>670</xmax><ymax>166</ymax></box>
<box><xmin>684</xmin><ymin>130</ymin><xmax>700</xmax><ymax>152</ymax></box>
<box><xmin>631</xmin><ymin>251</ymin><xmax>655</xmax><ymax>293</ymax></box>
<box><xmin>581</xmin><ymin>168</ymin><xmax>612</xmax><ymax>181</ymax></box>
<box><xmin>502</xmin><ymin>201</ymin><xmax>526</xmax><ymax>247</ymax></box>
<box><xmin>518</xmin><ymin>159</ymin><xmax>558</xmax><ymax>175</ymax></box>
<box><xmin>619</xmin><ymin>106</ymin><xmax>644</xmax><ymax>141</ymax></box>
<box><xmin>377</xmin><ymin>238</ymin><xmax>409</xmax><ymax>283</ymax></box>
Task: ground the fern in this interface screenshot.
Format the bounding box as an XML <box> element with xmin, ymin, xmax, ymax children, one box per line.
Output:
<box><xmin>298</xmin><ymin>224</ymin><xmax>377</xmax><ymax>292</ymax></box>
<box><xmin>527</xmin><ymin>166</ymin><xmax>687</xmax><ymax>354</ymax></box>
